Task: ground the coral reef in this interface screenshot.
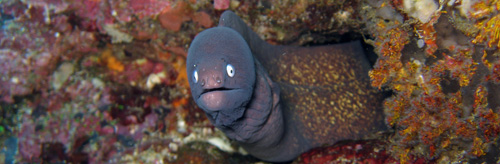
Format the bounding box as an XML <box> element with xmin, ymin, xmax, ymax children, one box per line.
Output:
<box><xmin>0</xmin><ymin>0</ymin><xmax>499</xmax><ymax>163</ymax></box>
<box><xmin>364</xmin><ymin>0</ymin><xmax>500</xmax><ymax>163</ymax></box>
<box><xmin>0</xmin><ymin>0</ymin><xmax>215</xmax><ymax>163</ymax></box>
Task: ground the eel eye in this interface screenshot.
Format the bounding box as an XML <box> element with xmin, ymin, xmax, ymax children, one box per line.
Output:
<box><xmin>226</xmin><ymin>64</ymin><xmax>235</xmax><ymax>77</ymax></box>
<box><xmin>193</xmin><ymin>70</ymin><xmax>198</xmax><ymax>83</ymax></box>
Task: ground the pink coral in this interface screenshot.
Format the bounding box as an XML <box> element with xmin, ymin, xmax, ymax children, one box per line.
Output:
<box><xmin>129</xmin><ymin>0</ymin><xmax>170</xmax><ymax>19</ymax></box>
<box><xmin>214</xmin><ymin>0</ymin><xmax>230</xmax><ymax>10</ymax></box>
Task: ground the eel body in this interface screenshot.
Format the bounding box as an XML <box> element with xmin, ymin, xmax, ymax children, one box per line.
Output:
<box><xmin>186</xmin><ymin>11</ymin><xmax>386</xmax><ymax>162</ymax></box>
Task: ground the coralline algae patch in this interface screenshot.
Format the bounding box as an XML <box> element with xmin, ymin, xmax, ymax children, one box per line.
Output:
<box><xmin>365</xmin><ymin>0</ymin><xmax>500</xmax><ymax>163</ymax></box>
<box><xmin>1</xmin><ymin>0</ymin><xmax>500</xmax><ymax>163</ymax></box>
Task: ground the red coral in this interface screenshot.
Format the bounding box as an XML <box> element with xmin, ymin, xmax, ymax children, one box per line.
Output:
<box><xmin>192</xmin><ymin>11</ymin><xmax>214</xmax><ymax>28</ymax></box>
<box><xmin>158</xmin><ymin>1</ymin><xmax>192</xmax><ymax>32</ymax></box>
<box><xmin>158</xmin><ymin>1</ymin><xmax>214</xmax><ymax>32</ymax></box>
<box><xmin>296</xmin><ymin>140</ymin><xmax>424</xmax><ymax>164</ymax></box>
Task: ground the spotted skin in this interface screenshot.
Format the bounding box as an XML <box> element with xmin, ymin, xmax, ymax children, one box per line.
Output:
<box><xmin>187</xmin><ymin>11</ymin><xmax>386</xmax><ymax>162</ymax></box>
<box><xmin>270</xmin><ymin>46</ymin><xmax>386</xmax><ymax>147</ymax></box>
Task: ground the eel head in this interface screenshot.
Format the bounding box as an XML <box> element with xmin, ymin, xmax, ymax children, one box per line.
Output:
<box><xmin>187</xmin><ymin>27</ymin><xmax>256</xmax><ymax>127</ymax></box>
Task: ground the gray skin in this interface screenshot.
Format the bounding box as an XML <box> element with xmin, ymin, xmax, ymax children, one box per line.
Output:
<box><xmin>187</xmin><ymin>11</ymin><xmax>386</xmax><ymax>162</ymax></box>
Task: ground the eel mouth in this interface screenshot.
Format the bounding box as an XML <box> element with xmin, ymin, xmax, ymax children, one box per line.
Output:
<box><xmin>200</xmin><ymin>87</ymin><xmax>235</xmax><ymax>97</ymax></box>
<box><xmin>196</xmin><ymin>87</ymin><xmax>249</xmax><ymax>126</ymax></box>
<box><xmin>197</xmin><ymin>87</ymin><xmax>240</xmax><ymax>112</ymax></box>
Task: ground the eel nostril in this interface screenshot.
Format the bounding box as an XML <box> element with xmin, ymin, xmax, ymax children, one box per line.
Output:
<box><xmin>216</xmin><ymin>77</ymin><xmax>221</xmax><ymax>84</ymax></box>
<box><xmin>201</xmin><ymin>79</ymin><xmax>205</xmax><ymax>86</ymax></box>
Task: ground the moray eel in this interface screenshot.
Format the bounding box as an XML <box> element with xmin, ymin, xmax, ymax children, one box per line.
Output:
<box><xmin>186</xmin><ymin>11</ymin><xmax>386</xmax><ymax>162</ymax></box>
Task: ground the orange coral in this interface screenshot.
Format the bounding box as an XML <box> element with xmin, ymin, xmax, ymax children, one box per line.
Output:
<box><xmin>172</xmin><ymin>97</ymin><xmax>188</xmax><ymax>109</ymax></box>
<box><xmin>100</xmin><ymin>48</ymin><xmax>124</xmax><ymax>72</ymax></box>
<box><xmin>173</xmin><ymin>56</ymin><xmax>188</xmax><ymax>87</ymax></box>
<box><xmin>369</xmin><ymin>26</ymin><xmax>409</xmax><ymax>89</ymax></box>
<box><xmin>471</xmin><ymin>137</ymin><xmax>486</xmax><ymax>156</ymax></box>
<box><xmin>473</xmin><ymin>14</ymin><xmax>500</xmax><ymax>48</ymax></box>
<box><xmin>415</xmin><ymin>23</ymin><xmax>438</xmax><ymax>55</ymax></box>
<box><xmin>368</xmin><ymin>1</ymin><xmax>500</xmax><ymax>161</ymax></box>
<box><xmin>439</xmin><ymin>50</ymin><xmax>477</xmax><ymax>87</ymax></box>
<box><xmin>471</xmin><ymin>0</ymin><xmax>500</xmax><ymax>48</ymax></box>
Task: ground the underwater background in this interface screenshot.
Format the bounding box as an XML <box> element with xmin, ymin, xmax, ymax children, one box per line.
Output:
<box><xmin>1</xmin><ymin>0</ymin><xmax>500</xmax><ymax>163</ymax></box>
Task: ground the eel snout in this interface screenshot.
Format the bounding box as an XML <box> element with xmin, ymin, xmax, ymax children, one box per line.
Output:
<box><xmin>198</xmin><ymin>87</ymin><xmax>242</xmax><ymax>112</ymax></box>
